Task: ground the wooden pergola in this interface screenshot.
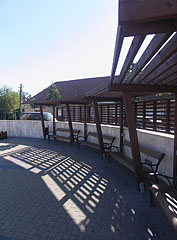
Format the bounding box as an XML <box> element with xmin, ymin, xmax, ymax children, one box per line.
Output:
<box><xmin>37</xmin><ymin>0</ymin><xmax>177</xmax><ymax>191</ymax></box>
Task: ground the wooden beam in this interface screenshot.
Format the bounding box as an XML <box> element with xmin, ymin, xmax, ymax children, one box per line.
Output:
<box><xmin>173</xmin><ymin>93</ymin><xmax>177</xmax><ymax>177</ymax></box>
<box><xmin>134</xmin><ymin>33</ymin><xmax>177</xmax><ymax>84</ymax></box>
<box><xmin>141</xmin><ymin>52</ymin><xmax>177</xmax><ymax>85</ymax></box>
<box><xmin>122</xmin><ymin>19</ymin><xmax>177</xmax><ymax>36</ymax></box>
<box><xmin>125</xmin><ymin>33</ymin><xmax>173</xmax><ymax>84</ymax></box>
<box><xmin>118</xmin><ymin>35</ymin><xmax>146</xmax><ymax>84</ymax></box>
<box><xmin>110</xmin><ymin>26</ymin><xmax>124</xmax><ymax>83</ymax></box>
<box><xmin>66</xmin><ymin>103</ymin><xmax>74</xmax><ymax>144</ymax></box>
<box><xmin>123</xmin><ymin>93</ymin><xmax>144</xmax><ymax>191</ymax></box>
<box><xmin>93</xmin><ymin>101</ymin><xmax>105</xmax><ymax>156</ymax></box>
<box><xmin>119</xmin><ymin>0</ymin><xmax>177</xmax><ymax>25</ymax></box>
<box><xmin>39</xmin><ymin>104</ymin><xmax>46</xmax><ymax>139</ymax></box>
<box><xmin>52</xmin><ymin>106</ymin><xmax>56</xmax><ymax>135</ymax></box>
<box><xmin>109</xmin><ymin>83</ymin><xmax>177</xmax><ymax>93</ymax></box>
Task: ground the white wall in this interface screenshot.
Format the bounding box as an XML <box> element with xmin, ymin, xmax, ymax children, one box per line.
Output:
<box><xmin>0</xmin><ymin>120</ymin><xmax>174</xmax><ymax>176</ymax></box>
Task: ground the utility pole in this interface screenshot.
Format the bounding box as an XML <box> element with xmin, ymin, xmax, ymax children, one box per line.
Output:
<box><xmin>19</xmin><ymin>84</ymin><xmax>23</xmax><ymax>118</ymax></box>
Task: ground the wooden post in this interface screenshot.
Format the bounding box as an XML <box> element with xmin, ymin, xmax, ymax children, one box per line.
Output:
<box><xmin>56</xmin><ymin>107</ymin><xmax>59</xmax><ymax>121</ymax></box>
<box><xmin>173</xmin><ymin>93</ymin><xmax>177</xmax><ymax>177</ymax></box>
<box><xmin>123</xmin><ymin>93</ymin><xmax>144</xmax><ymax>191</ymax></box>
<box><xmin>93</xmin><ymin>100</ymin><xmax>104</xmax><ymax>156</ymax></box>
<box><xmin>84</xmin><ymin>104</ymin><xmax>87</xmax><ymax>140</ymax></box>
<box><xmin>120</xmin><ymin>101</ymin><xmax>124</xmax><ymax>152</ymax></box>
<box><xmin>66</xmin><ymin>103</ymin><xmax>74</xmax><ymax>144</ymax></box>
<box><xmin>52</xmin><ymin>105</ymin><xmax>56</xmax><ymax>135</ymax></box>
<box><xmin>39</xmin><ymin>104</ymin><xmax>46</xmax><ymax>139</ymax></box>
<box><xmin>134</xmin><ymin>102</ymin><xmax>137</xmax><ymax>127</ymax></box>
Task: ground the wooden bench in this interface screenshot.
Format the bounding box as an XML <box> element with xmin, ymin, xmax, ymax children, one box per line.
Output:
<box><xmin>109</xmin><ymin>140</ymin><xmax>165</xmax><ymax>173</ymax></box>
<box><xmin>48</xmin><ymin>128</ymin><xmax>80</xmax><ymax>144</ymax></box>
<box><xmin>149</xmin><ymin>173</ymin><xmax>177</xmax><ymax>233</ymax></box>
<box><xmin>77</xmin><ymin>132</ymin><xmax>115</xmax><ymax>153</ymax></box>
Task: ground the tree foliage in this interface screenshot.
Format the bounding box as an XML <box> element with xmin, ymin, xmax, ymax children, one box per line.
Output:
<box><xmin>30</xmin><ymin>98</ymin><xmax>37</xmax><ymax>109</ymax></box>
<box><xmin>0</xmin><ymin>86</ymin><xmax>19</xmax><ymax>119</ymax></box>
<box><xmin>46</xmin><ymin>84</ymin><xmax>61</xmax><ymax>100</ymax></box>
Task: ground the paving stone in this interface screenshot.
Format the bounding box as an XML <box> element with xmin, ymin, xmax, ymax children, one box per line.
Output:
<box><xmin>0</xmin><ymin>137</ymin><xmax>176</xmax><ymax>240</ymax></box>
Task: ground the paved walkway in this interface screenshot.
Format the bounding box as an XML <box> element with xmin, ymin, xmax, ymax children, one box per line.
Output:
<box><xmin>0</xmin><ymin>137</ymin><xmax>176</xmax><ymax>240</ymax></box>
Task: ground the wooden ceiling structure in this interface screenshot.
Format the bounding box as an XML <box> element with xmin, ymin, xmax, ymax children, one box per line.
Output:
<box><xmin>86</xmin><ymin>0</ymin><xmax>177</xmax><ymax>190</ymax></box>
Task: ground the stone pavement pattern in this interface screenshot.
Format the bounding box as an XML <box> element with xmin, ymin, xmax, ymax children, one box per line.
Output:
<box><xmin>0</xmin><ymin>137</ymin><xmax>176</xmax><ymax>240</ymax></box>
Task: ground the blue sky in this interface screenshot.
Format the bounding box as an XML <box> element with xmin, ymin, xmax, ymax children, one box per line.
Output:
<box><xmin>0</xmin><ymin>0</ymin><xmax>119</xmax><ymax>96</ymax></box>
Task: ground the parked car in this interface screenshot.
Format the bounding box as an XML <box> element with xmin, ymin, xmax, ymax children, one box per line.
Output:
<box><xmin>20</xmin><ymin>112</ymin><xmax>53</xmax><ymax>121</ymax></box>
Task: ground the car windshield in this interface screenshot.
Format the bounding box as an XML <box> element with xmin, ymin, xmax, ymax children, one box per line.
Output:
<box><xmin>21</xmin><ymin>112</ymin><xmax>53</xmax><ymax>121</ymax></box>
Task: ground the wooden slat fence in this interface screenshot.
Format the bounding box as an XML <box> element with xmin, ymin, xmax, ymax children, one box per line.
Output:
<box><xmin>57</xmin><ymin>97</ymin><xmax>175</xmax><ymax>134</ymax></box>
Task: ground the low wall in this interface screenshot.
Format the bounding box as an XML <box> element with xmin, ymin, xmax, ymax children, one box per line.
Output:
<box><xmin>0</xmin><ymin>120</ymin><xmax>174</xmax><ymax>176</ymax></box>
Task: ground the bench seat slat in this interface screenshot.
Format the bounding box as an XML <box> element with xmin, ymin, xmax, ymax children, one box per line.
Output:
<box><xmin>150</xmin><ymin>184</ymin><xmax>177</xmax><ymax>233</ymax></box>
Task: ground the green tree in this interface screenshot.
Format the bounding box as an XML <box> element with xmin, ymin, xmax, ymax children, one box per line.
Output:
<box><xmin>46</xmin><ymin>84</ymin><xmax>61</xmax><ymax>100</ymax></box>
<box><xmin>0</xmin><ymin>86</ymin><xmax>19</xmax><ymax>119</ymax></box>
<box><xmin>30</xmin><ymin>98</ymin><xmax>37</xmax><ymax>109</ymax></box>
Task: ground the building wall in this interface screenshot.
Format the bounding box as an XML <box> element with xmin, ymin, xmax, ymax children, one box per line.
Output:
<box><xmin>0</xmin><ymin>120</ymin><xmax>174</xmax><ymax>177</ymax></box>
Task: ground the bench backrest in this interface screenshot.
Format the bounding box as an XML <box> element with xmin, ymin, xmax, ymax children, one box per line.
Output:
<box><xmin>124</xmin><ymin>140</ymin><xmax>164</xmax><ymax>161</ymax></box>
<box><xmin>56</xmin><ymin>128</ymin><xmax>80</xmax><ymax>134</ymax></box>
<box><xmin>87</xmin><ymin>132</ymin><xmax>115</xmax><ymax>143</ymax></box>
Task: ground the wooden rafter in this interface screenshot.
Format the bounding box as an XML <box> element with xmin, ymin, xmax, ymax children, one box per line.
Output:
<box><xmin>153</xmin><ymin>66</ymin><xmax>177</xmax><ymax>85</ymax></box>
<box><xmin>121</xmin><ymin>33</ymin><xmax>173</xmax><ymax>84</ymax></box>
<box><xmin>141</xmin><ymin>52</ymin><xmax>177</xmax><ymax>85</ymax></box>
<box><xmin>118</xmin><ymin>35</ymin><xmax>146</xmax><ymax>84</ymax></box>
<box><xmin>134</xmin><ymin>33</ymin><xmax>177</xmax><ymax>84</ymax></box>
<box><xmin>110</xmin><ymin>26</ymin><xmax>124</xmax><ymax>83</ymax></box>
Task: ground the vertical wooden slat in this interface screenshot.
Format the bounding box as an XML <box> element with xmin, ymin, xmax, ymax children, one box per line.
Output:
<box><xmin>79</xmin><ymin>106</ymin><xmax>82</xmax><ymax>122</ymax></box>
<box><xmin>87</xmin><ymin>106</ymin><xmax>91</xmax><ymax>123</ymax></box>
<box><xmin>39</xmin><ymin>104</ymin><xmax>46</xmax><ymax>139</ymax></box>
<box><xmin>93</xmin><ymin>101</ymin><xmax>104</xmax><ymax>156</ymax></box>
<box><xmin>52</xmin><ymin>105</ymin><xmax>56</xmax><ymax>135</ymax></box>
<box><xmin>100</xmin><ymin>105</ymin><xmax>103</xmax><ymax>124</ymax></box>
<box><xmin>115</xmin><ymin>104</ymin><xmax>118</xmax><ymax>125</ymax></box>
<box><xmin>153</xmin><ymin>101</ymin><xmax>157</xmax><ymax>131</ymax></box>
<box><xmin>66</xmin><ymin>103</ymin><xmax>74</xmax><ymax>144</ymax></box>
<box><xmin>84</xmin><ymin>104</ymin><xmax>87</xmax><ymax>139</ymax></box>
<box><xmin>173</xmin><ymin>93</ymin><xmax>177</xmax><ymax>177</ymax></box>
<box><xmin>123</xmin><ymin>93</ymin><xmax>144</xmax><ymax>191</ymax></box>
<box><xmin>166</xmin><ymin>99</ymin><xmax>170</xmax><ymax>133</ymax></box>
<box><xmin>143</xmin><ymin>102</ymin><xmax>146</xmax><ymax>129</ymax></box>
<box><xmin>120</xmin><ymin>101</ymin><xmax>124</xmax><ymax>152</ymax></box>
<box><xmin>73</xmin><ymin>106</ymin><xmax>75</xmax><ymax>122</ymax></box>
<box><xmin>134</xmin><ymin>102</ymin><xmax>137</xmax><ymax>127</ymax></box>
<box><xmin>107</xmin><ymin>105</ymin><xmax>110</xmax><ymax>124</ymax></box>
